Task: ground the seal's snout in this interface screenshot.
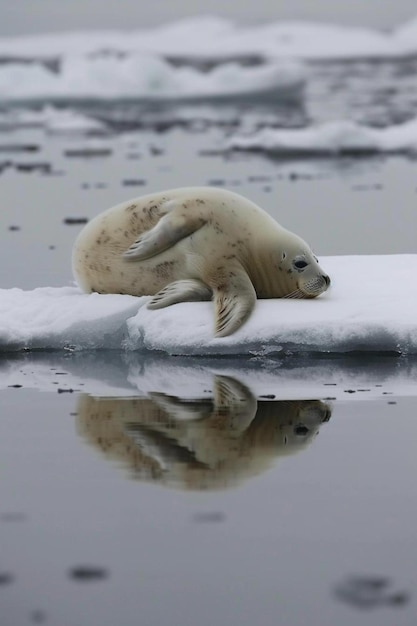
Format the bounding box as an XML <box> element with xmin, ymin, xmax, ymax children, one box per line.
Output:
<box><xmin>323</xmin><ymin>274</ymin><xmax>331</xmax><ymax>287</ymax></box>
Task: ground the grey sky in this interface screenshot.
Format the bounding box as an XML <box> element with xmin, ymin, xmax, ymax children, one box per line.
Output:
<box><xmin>2</xmin><ymin>0</ymin><xmax>417</xmax><ymax>37</ymax></box>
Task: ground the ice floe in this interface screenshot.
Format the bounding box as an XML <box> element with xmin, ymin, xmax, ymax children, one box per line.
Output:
<box><xmin>0</xmin><ymin>255</ymin><xmax>416</xmax><ymax>356</ymax></box>
<box><xmin>227</xmin><ymin>118</ymin><xmax>417</xmax><ymax>156</ymax></box>
<box><xmin>0</xmin><ymin>105</ymin><xmax>108</xmax><ymax>133</ymax></box>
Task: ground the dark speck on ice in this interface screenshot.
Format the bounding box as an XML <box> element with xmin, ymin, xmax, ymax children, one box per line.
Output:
<box><xmin>193</xmin><ymin>511</ymin><xmax>226</xmax><ymax>524</ymax></box>
<box><xmin>0</xmin><ymin>144</ymin><xmax>39</xmax><ymax>153</ymax></box>
<box><xmin>0</xmin><ymin>572</ymin><xmax>14</xmax><ymax>585</ymax></box>
<box><xmin>64</xmin><ymin>148</ymin><xmax>112</xmax><ymax>158</ymax></box>
<box><xmin>69</xmin><ymin>566</ymin><xmax>109</xmax><ymax>582</ymax></box>
<box><xmin>1</xmin><ymin>512</ymin><xmax>27</xmax><ymax>522</ymax></box>
<box><xmin>149</xmin><ymin>145</ymin><xmax>164</xmax><ymax>156</ymax></box>
<box><xmin>63</xmin><ymin>217</ymin><xmax>89</xmax><ymax>225</ymax></box>
<box><xmin>122</xmin><ymin>178</ymin><xmax>147</xmax><ymax>186</ymax></box>
<box><xmin>30</xmin><ymin>609</ymin><xmax>47</xmax><ymax>624</ymax></box>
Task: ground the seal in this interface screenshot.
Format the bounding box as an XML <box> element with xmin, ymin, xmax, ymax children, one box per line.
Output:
<box><xmin>72</xmin><ymin>187</ymin><xmax>330</xmax><ymax>337</ymax></box>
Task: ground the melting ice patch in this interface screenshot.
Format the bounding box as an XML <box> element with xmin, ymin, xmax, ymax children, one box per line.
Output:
<box><xmin>0</xmin><ymin>256</ymin><xmax>416</xmax><ymax>356</ymax></box>
<box><xmin>228</xmin><ymin>119</ymin><xmax>417</xmax><ymax>156</ymax></box>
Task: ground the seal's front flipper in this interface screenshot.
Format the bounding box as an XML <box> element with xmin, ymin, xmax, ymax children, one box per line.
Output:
<box><xmin>147</xmin><ymin>279</ymin><xmax>212</xmax><ymax>309</ymax></box>
<box><xmin>123</xmin><ymin>202</ymin><xmax>206</xmax><ymax>261</ymax></box>
<box><xmin>212</xmin><ymin>268</ymin><xmax>256</xmax><ymax>337</ymax></box>
<box><xmin>213</xmin><ymin>375</ymin><xmax>257</xmax><ymax>431</ymax></box>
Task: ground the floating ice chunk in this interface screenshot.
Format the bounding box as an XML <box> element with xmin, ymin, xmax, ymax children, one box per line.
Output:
<box><xmin>228</xmin><ymin>119</ymin><xmax>417</xmax><ymax>156</ymax></box>
<box><xmin>0</xmin><ymin>105</ymin><xmax>108</xmax><ymax>133</ymax></box>
<box><xmin>0</xmin><ymin>256</ymin><xmax>417</xmax><ymax>355</ymax></box>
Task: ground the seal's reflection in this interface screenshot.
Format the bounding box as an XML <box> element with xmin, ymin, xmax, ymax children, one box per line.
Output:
<box><xmin>77</xmin><ymin>376</ymin><xmax>331</xmax><ymax>490</ymax></box>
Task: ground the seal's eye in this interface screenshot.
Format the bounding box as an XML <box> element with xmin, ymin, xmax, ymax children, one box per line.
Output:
<box><xmin>294</xmin><ymin>259</ymin><xmax>308</xmax><ymax>269</ymax></box>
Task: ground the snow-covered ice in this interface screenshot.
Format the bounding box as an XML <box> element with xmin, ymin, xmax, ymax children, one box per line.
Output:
<box><xmin>0</xmin><ymin>255</ymin><xmax>416</xmax><ymax>356</ymax></box>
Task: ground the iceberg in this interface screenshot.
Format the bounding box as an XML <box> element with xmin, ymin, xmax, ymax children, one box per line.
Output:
<box><xmin>0</xmin><ymin>255</ymin><xmax>416</xmax><ymax>356</ymax></box>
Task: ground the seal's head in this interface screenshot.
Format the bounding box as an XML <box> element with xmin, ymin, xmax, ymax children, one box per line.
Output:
<box><xmin>277</xmin><ymin>235</ymin><xmax>330</xmax><ymax>299</ymax></box>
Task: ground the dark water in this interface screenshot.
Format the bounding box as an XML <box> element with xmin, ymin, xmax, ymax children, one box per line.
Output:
<box><xmin>1</xmin><ymin>52</ymin><xmax>417</xmax><ymax>625</ymax></box>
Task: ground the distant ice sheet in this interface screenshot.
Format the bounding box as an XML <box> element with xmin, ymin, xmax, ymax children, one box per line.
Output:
<box><xmin>0</xmin><ymin>256</ymin><xmax>416</xmax><ymax>356</ymax></box>
<box><xmin>0</xmin><ymin>55</ymin><xmax>305</xmax><ymax>102</ymax></box>
<box><xmin>1</xmin><ymin>15</ymin><xmax>417</xmax><ymax>60</ymax></box>
<box><xmin>228</xmin><ymin>119</ymin><xmax>417</xmax><ymax>156</ymax></box>
<box><xmin>2</xmin><ymin>14</ymin><xmax>417</xmax><ymax>102</ymax></box>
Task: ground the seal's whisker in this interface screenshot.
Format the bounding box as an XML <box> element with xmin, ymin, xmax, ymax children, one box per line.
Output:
<box><xmin>284</xmin><ymin>289</ymin><xmax>303</xmax><ymax>299</ymax></box>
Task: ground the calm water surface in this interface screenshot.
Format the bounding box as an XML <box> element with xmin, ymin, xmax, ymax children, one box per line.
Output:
<box><xmin>1</xmin><ymin>354</ymin><xmax>417</xmax><ymax>626</ymax></box>
<box><xmin>0</xmin><ymin>353</ymin><xmax>416</xmax><ymax>626</ymax></box>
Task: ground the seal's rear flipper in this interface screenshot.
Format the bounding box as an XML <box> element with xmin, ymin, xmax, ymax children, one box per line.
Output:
<box><xmin>147</xmin><ymin>279</ymin><xmax>212</xmax><ymax>309</ymax></box>
<box><xmin>123</xmin><ymin>201</ymin><xmax>207</xmax><ymax>261</ymax></box>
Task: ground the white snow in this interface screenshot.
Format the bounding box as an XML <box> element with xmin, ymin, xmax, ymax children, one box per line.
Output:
<box><xmin>0</xmin><ymin>255</ymin><xmax>416</xmax><ymax>356</ymax></box>
<box><xmin>228</xmin><ymin>119</ymin><xmax>417</xmax><ymax>156</ymax></box>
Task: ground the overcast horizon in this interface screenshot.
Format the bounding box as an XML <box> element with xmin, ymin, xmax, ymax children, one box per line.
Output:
<box><xmin>2</xmin><ymin>0</ymin><xmax>417</xmax><ymax>37</ymax></box>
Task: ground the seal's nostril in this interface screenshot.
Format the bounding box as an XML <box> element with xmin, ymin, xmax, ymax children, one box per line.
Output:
<box><xmin>294</xmin><ymin>424</ymin><xmax>309</xmax><ymax>436</ymax></box>
<box><xmin>323</xmin><ymin>275</ymin><xmax>331</xmax><ymax>287</ymax></box>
